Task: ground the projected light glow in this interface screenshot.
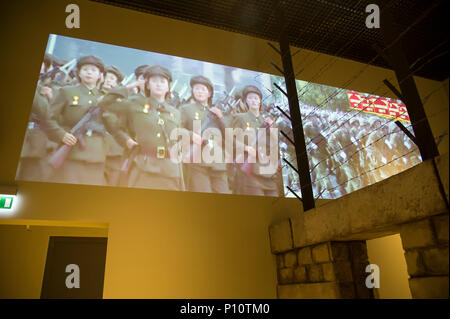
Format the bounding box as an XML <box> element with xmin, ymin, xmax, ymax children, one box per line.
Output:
<box><xmin>15</xmin><ymin>34</ymin><xmax>421</xmax><ymax>199</ymax></box>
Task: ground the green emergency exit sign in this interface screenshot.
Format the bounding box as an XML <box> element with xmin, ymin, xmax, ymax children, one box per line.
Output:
<box><xmin>0</xmin><ymin>196</ymin><xmax>14</xmax><ymax>209</ymax></box>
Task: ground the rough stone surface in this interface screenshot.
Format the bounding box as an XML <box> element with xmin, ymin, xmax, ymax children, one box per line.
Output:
<box><xmin>351</xmin><ymin>261</ymin><xmax>371</xmax><ymax>288</ymax></box>
<box><xmin>355</xmin><ymin>283</ymin><xmax>374</xmax><ymax>299</ymax></box>
<box><xmin>277</xmin><ymin>282</ymin><xmax>341</xmax><ymax>299</ymax></box>
<box><xmin>288</xmin><ymin>157</ymin><xmax>448</xmax><ymax>250</ymax></box>
<box><xmin>432</xmin><ymin>214</ymin><xmax>449</xmax><ymax>244</ymax></box>
<box><xmin>400</xmin><ymin>219</ymin><xmax>436</xmax><ymax>249</ymax></box>
<box><xmin>334</xmin><ymin>261</ymin><xmax>353</xmax><ymax>283</ymax></box>
<box><xmin>279</xmin><ymin>268</ymin><xmax>294</xmax><ymax>284</ymax></box>
<box><xmin>276</xmin><ymin>254</ymin><xmax>285</xmax><ymax>269</ymax></box>
<box><xmin>297</xmin><ymin>247</ymin><xmax>313</xmax><ymax>265</ymax></box>
<box><xmin>322</xmin><ymin>263</ymin><xmax>335</xmax><ymax>282</ymax></box>
<box><xmin>422</xmin><ymin>247</ymin><xmax>449</xmax><ymax>275</ymax></box>
<box><xmin>348</xmin><ymin>159</ymin><xmax>447</xmax><ymax>234</ymax></box>
<box><xmin>404</xmin><ymin>250</ymin><xmax>426</xmax><ymax>277</ymax></box>
<box><xmin>269</xmin><ymin>219</ymin><xmax>293</xmax><ymax>253</ymax></box>
<box><xmin>312</xmin><ymin>243</ymin><xmax>330</xmax><ymax>263</ymax></box>
<box><xmin>329</xmin><ymin>242</ymin><xmax>350</xmax><ymax>261</ymax></box>
<box><xmin>338</xmin><ymin>282</ymin><xmax>356</xmax><ymax>299</ymax></box>
<box><xmin>308</xmin><ymin>264</ymin><xmax>323</xmax><ymax>282</ymax></box>
<box><xmin>294</xmin><ymin>266</ymin><xmax>308</xmax><ymax>283</ymax></box>
<box><xmin>348</xmin><ymin>241</ymin><xmax>369</xmax><ymax>262</ymax></box>
<box><xmin>284</xmin><ymin>251</ymin><xmax>297</xmax><ymax>268</ymax></box>
<box><xmin>409</xmin><ymin>276</ymin><xmax>449</xmax><ymax>299</ymax></box>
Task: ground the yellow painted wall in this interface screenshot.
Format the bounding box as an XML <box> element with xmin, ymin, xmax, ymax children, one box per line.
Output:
<box><xmin>366</xmin><ymin>234</ymin><xmax>412</xmax><ymax>299</ymax></box>
<box><xmin>0</xmin><ymin>224</ymin><xmax>108</xmax><ymax>299</ymax></box>
<box><xmin>0</xmin><ymin>0</ymin><xmax>447</xmax><ymax>298</ymax></box>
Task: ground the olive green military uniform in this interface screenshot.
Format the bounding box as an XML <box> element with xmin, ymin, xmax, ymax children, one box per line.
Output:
<box><xmin>180</xmin><ymin>101</ymin><xmax>231</xmax><ymax>194</ymax></box>
<box><xmin>101</xmin><ymin>86</ymin><xmax>128</xmax><ymax>186</ymax></box>
<box><xmin>16</xmin><ymin>89</ymin><xmax>52</xmax><ymax>182</ymax></box>
<box><xmin>231</xmin><ymin>110</ymin><xmax>279</xmax><ymax>196</ymax></box>
<box><xmin>45</xmin><ymin>83</ymin><xmax>107</xmax><ymax>185</ymax></box>
<box><xmin>105</xmin><ymin>94</ymin><xmax>184</xmax><ymax>191</ymax></box>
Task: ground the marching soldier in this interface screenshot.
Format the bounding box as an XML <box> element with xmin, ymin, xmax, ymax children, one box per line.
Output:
<box><xmin>126</xmin><ymin>64</ymin><xmax>148</xmax><ymax>96</ymax></box>
<box><xmin>180</xmin><ymin>75</ymin><xmax>231</xmax><ymax>193</ymax></box>
<box><xmin>304</xmin><ymin>123</ymin><xmax>335</xmax><ymax>199</ymax></box>
<box><xmin>231</xmin><ymin>85</ymin><xmax>280</xmax><ymax>196</ymax></box>
<box><xmin>105</xmin><ymin>65</ymin><xmax>184</xmax><ymax>191</ymax></box>
<box><xmin>45</xmin><ymin>55</ymin><xmax>108</xmax><ymax>185</ymax></box>
<box><xmin>100</xmin><ymin>65</ymin><xmax>127</xmax><ymax>186</ymax></box>
<box><xmin>364</xmin><ymin>118</ymin><xmax>384</xmax><ymax>184</ymax></box>
<box><xmin>16</xmin><ymin>88</ymin><xmax>52</xmax><ymax>182</ymax></box>
<box><xmin>355</xmin><ymin>118</ymin><xmax>372</xmax><ymax>187</ymax></box>
<box><xmin>101</xmin><ymin>65</ymin><xmax>124</xmax><ymax>94</ymax></box>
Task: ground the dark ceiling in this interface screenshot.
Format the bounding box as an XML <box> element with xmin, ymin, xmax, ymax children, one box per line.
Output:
<box><xmin>92</xmin><ymin>0</ymin><xmax>448</xmax><ymax>81</ymax></box>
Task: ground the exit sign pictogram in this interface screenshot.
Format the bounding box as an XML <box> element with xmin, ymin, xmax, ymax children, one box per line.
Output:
<box><xmin>0</xmin><ymin>196</ymin><xmax>14</xmax><ymax>209</ymax></box>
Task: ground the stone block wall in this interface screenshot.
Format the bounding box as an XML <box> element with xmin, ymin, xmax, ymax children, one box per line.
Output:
<box><xmin>400</xmin><ymin>213</ymin><xmax>449</xmax><ymax>298</ymax></box>
<box><xmin>270</xmin><ymin>154</ymin><xmax>449</xmax><ymax>299</ymax></box>
<box><xmin>276</xmin><ymin>241</ymin><xmax>375</xmax><ymax>299</ymax></box>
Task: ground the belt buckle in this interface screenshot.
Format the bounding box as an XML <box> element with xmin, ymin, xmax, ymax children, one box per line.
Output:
<box><xmin>157</xmin><ymin>146</ymin><xmax>165</xmax><ymax>159</ymax></box>
<box><xmin>28</xmin><ymin>122</ymin><xmax>35</xmax><ymax>130</ymax></box>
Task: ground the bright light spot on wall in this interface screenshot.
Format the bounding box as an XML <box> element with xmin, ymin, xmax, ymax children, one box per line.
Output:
<box><xmin>0</xmin><ymin>194</ymin><xmax>18</xmax><ymax>214</ymax></box>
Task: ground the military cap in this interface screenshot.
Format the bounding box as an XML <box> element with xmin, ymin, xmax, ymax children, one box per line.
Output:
<box><xmin>144</xmin><ymin>65</ymin><xmax>172</xmax><ymax>82</ymax></box>
<box><xmin>104</xmin><ymin>65</ymin><xmax>124</xmax><ymax>83</ymax></box>
<box><xmin>190</xmin><ymin>75</ymin><xmax>213</xmax><ymax>93</ymax></box>
<box><xmin>242</xmin><ymin>85</ymin><xmax>262</xmax><ymax>101</ymax></box>
<box><xmin>76</xmin><ymin>55</ymin><xmax>105</xmax><ymax>73</ymax></box>
<box><xmin>370</xmin><ymin>118</ymin><xmax>382</xmax><ymax>126</ymax></box>
<box><xmin>190</xmin><ymin>75</ymin><xmax>214</xmax><ymax>104</ymax></box>
<box><xmin>134</xmin><ymin>64</ymin><xmax>149</xmax><ymax>78</ymax></box>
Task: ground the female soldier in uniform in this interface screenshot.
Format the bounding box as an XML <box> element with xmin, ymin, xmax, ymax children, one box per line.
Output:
<box><xmin>231</xmin><ymin>85</ymin><xmax>279</xmax><ymax>196</ymax></box>
<box><xmin>16</xmin><ymin>88</ymin><xmax>51</xmax><ymax>182</ymax></box>
<box><xmin>180</xmin><ymin>75</ymin><xmax>231</xmax><ymax>193</ymax></box>
<box><xmin>105</xmin><ymin>65</ymin><xmax>184</xmax><ymax>191</ymax></box>
<box><xmin>126</xmin><ymin>64</ymin><xmax>148</xmax><ymax>96</ymax></box>
<box><xmin>45</xmin><ymin>55</ymin><xmax>108</xmax><ymax>186</ymax></box>
<box><xmin>101</xmin><ymin>65</ymin><xmax>123</xmax><ymax>94</ymax></box>
<box><xmin>100</xmin><ymin>65</ymin><xmax>128</xmax><ymax>186</ymax></box>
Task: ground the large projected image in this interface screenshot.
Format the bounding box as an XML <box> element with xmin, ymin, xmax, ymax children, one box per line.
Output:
<box><xmin>16</xmin><ymin>34</ymin><xmax>421</xmax><ymax>198</ymax></box>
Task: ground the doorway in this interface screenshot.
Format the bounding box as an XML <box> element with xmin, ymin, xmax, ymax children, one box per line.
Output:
<box><xmin>40</xmin><ymin>236</ymin><xmax>108</xmax><ymax>299</ymax></box>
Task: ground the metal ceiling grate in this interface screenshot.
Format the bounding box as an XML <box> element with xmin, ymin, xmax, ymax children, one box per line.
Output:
<box><xmin>92</xmin><ymin>0</ymin><xmax>448</xmax><ymax>81</ymax></box>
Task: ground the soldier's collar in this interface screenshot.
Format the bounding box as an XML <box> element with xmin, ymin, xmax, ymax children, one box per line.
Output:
<box><xmin>148</xmin><ymin>96</ymin><xmax>169</xmax><ymax>110</ymax></box>
<box><xmin>196</xmin><ymin>101</ymin><xmax>209</xmax><ymax>111</ymax></box>
<box><xmin>248</xmin><ymin>110</ymin><xmax>261</xmax><ymax>120</ymax></box>
<box><xmin>79</xmin><ymin>83</ymin><xmax>99</xmax><ymax>95</ymax></box>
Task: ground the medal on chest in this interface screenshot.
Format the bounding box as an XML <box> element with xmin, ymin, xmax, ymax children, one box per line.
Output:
<box><xmin>72</xmin><ymin>95</ymin><xmax>79</xmax><ymax>105</ymax></box>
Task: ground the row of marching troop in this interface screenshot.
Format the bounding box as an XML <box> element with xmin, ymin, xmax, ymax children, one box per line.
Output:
<box><xmin>17</xmin><ymin>54</ymin><xmax>284</xmax><ymax>197</ymax></box>
<box><xmin>281</xmin><ymin>103</ymin><xmax>422</xmax><ymax>199</ymax></box>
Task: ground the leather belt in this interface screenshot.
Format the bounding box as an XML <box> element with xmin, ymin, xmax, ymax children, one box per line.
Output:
<box><xmin>142</xmin><ymin>146</ymin><xmax>171</xmax><ymax>160</ymax></box>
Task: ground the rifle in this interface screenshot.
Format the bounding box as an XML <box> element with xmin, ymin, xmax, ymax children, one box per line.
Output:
<box><xmin>39</xmin><ymin>68</ymin><xmax>60</xmax><ymax>81</ymax></box>
<box><xmin>48</xmin><ymin>106</ymin><xmax>102</xmax><ymax>169</ymax></box>
<box><xmin>121</xmin><ymin>73</ymin><xmax>134</xmax><ymax>86</ymax></box>
<box><xmin>187</xmin><ymin>97</ymin><xmax>233</xmax><ymax>164</ymax></box>
<box><xmin>120</xmin><ymin>144</ymin><xmax>140</xmax><ymax>174</ymax></box>
<box><xmin>58</xmin><ymin>59</ymin><xmax>77</xmax><ymax>76</ymax></box>
<box><xmin>40</xmin><ymin>58</ymin><xmax>77</xmax><ymax>84</ymax></box>
<box><xmin>215</xmin><ymin>87</ymin><xmax>236</xmax><ymax>114</ymax></box>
